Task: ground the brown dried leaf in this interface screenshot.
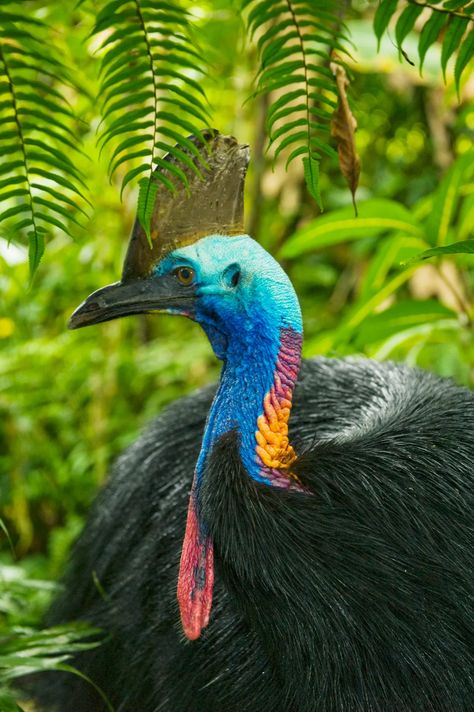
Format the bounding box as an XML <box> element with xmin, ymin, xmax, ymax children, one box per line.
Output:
<box><xmin>330</xmin><ymin>62</ymin><xmax>360</xmax><ymax>215</ymax></box>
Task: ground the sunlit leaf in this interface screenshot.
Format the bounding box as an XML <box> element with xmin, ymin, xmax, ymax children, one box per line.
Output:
<box><xmin>244</xmin><ymin>0</ymin><xmax>346</xmax><ymax>207</ymax></box>
<box><xmin>395</xmin><ymin>4</ymin><xmax>424</xmax><ymax>49</ymax></box>
<box><xmin>355</xmin><ymin>300</ymin><xmax>457</xmax><ymax>348</ymax></box>
<box><xmin>92</xmin><ymin>0</ymin><xmax>209</xmax><ymax>199</ymax></box>
<box><xmin>426</xmin><ymin>151</ymin><xmax>473</xmax><ymax>245</ymax></box>
<box><xmin>418</xmin><ymin>10</ymin><xmax>448</xmax><ymax>73</ymax></box>
<box><xmin>455</xmin><ymin>29</ymin><xmax>474</xmax><ymax>93</ymax></box>
<box><xmin>403</xmin><ymin>240</ymin><xmax>474</xmax><ymax>265</ymax></box>
<box><xmin>373</xmin><ymin>0</ymin><xmax>399</xmax><ymax>49</ymax></box>
<box><xmin>441</xmin><ymin>16</ymin><xmax>469</xmax><ymax>80</ymax></box>
<box><xmin>137</xmin><ymin>175</ymin><xmax>160</xmax><ymax>246</ymax></box>
<box><xmin>280</xmin><ymin>200</ymin><xmax>424</xmax><ymax>258</ymax></box>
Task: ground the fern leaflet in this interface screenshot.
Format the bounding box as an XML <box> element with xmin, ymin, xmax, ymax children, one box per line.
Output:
<box><xmin>374</xmin><ymin>0</ymin><xmax>474</xmax><ymax>92</ymax></box>
<box><xmin>93</xmin><ymin>0</ymin><xmax>210</xmax><ymax>238</ymax></box>
<box><xmin>243</xmin><ymin>0</ymin><xmax>351</xmax><ymax>208</ymax></box>
<box><xmin>0</xmin><ymin>5</ymin><xmax>88</xmax><ymax>275</ymax></box>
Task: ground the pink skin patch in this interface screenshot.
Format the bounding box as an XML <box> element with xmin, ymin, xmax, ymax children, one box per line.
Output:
<box><xmin>177</xmin><ymin>478</ymin><xmax>214</xmax><ymax>641</ymax></box>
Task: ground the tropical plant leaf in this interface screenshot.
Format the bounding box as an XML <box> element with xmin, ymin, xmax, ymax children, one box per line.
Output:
<box><xmin>373</xmin><ymin>0</ymin><xmax>474</xmax><ymax>86</ymax></box>
<box><xmin>302</xmin><ymin>156</ymin><xmax>322</xmax><ymax>210</ymax></box>
<box><xmin>419</xmin><ymin>10</ymin><xmax>448</xmax><ymax>73</ymax></box>
<box><xmin>359</xmin><ymin>235</ymin><xmax>429</xmax><ymax>300</ymax></box>
<box><xmin>0</xmin><ymin>9</ymin><xmax>88</xmax><ymax>275</ymax></box>
<box><xmin>425</xmin><ymin>151</ymin><xmax>473</xmax><ymax>245</ymax></box>
<box><xmin>243</xmin><ymin>0</ymin><xmax>351</xmax><ymax>209</ymax></box>
<box><xmin>92</xmin><ymin>0</ymin><xmax>209</xmax><ymax>200</ymax></box>
<box><xmin>403</xmin><ymin>239</ymin><xmax>474</xmax><ymax>265</ymax></box>
<box><xmin>395</xmin><ymin>4</ymin><xmax>424</xmax><ymax>50</ymax></box>
<box><xmin>336</xmin><ymin>266</ymin><xmax>418</xmax><ymax>339</ymax></box>
<box><xmin>280</xmin><ymin>199</ymin><xmax>424</xmax><ymax>258</ymax></box>
<box><xmin>441</xmin><ymin>16</ymin><xmax>470</xmax><ymax>79</ymax></box>
<box><xmin>373</xmin><ymin>0</ymin><xmax>399</xmax><ymax>50</ymax></box>
<box><xmin>354</xmin><ymin>299</ymin><xmax>457</xmax><ymax>348</ymax></box>
<box><xmin>137</xmin><ymin>176</ymin><xmax>160</xmax><ymax>246</ymax></box>
<box><xmin>455</xmin><ymin>28</ymin><xmax>474</xmax><ymax>93</ymax></box>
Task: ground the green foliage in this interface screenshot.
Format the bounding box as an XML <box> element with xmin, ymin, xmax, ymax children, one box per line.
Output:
<box><xmin>0</xmin><ymin>559</ymin><xmax>110</xmax><ymax>710</ymax></box>
<box><xmin>93</xmin><ymin>0</ymin><xmax>210</xmax><ymax>209</ymax></box>
<box><xmin>374</xmin><ymin>0</ymin><xmax>473</xmax><ymax>91</ymax></box>
<box><xmin>0</xmin><ymin>3</ymin><xmax>89</xmax><ymax>275</ymax></box>
<box><xmin>0</xmin><ymin>0</ymin><xmax>473</xmax><ymax>272</ymax></box>
<box><xmin>137</xmin><ymin>175</ymin><xmax>160</xmax><ymax>245</ymax></box>
<box><xmin>405</xmin><ymin>239</ymin><xmax>474</xmax><ymax>262</ymax></box>
<box><xmin>243</xmin><ymin>0</ymin><xmax>345</xmax><ymax>206</ymax></box>
<box><xmin>283</xmin><ymin>151</ymin><xmax>474</xmax><ymax>355</ymax></box>
<box><xmin>280</xmin><ymin>198</ymin><xmax>424</xmax><ymax>257</ymax></box>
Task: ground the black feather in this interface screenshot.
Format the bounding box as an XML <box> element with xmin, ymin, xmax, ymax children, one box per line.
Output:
<box><xmin>31</xmin><ymin>358</ymin><xmax>474</xmax><ymax>711</ymax></box>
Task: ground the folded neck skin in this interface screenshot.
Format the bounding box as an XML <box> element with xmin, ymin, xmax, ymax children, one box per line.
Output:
<box><xmin>173</xmin><ymin>235</ymin><xmax>304</xmax><ymax>640</ymax></box>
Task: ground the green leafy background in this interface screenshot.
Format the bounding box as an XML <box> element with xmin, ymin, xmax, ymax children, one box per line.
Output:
<box><xmin>0</xmin><ymin>0</ymin><xmax>473</xmax><ymax>707</ymax></box>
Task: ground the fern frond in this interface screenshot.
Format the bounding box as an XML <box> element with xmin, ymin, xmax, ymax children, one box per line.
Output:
<box><xmin>243</xmin><ymin>0</ymin><xmax>351</xmax><ymax>208</ymax></box>
<box><xmin>374</xmin><ymin>0</ymin><xmax>474</xmax><ymax>91</ymax></box>
<box><xmin>92</xmin><ymin>0</ymin><xmax>210</xmax><ymax>234</ymax></box>
<box><xmin>0</xmin><ymin>9</ymin><xmax>88</xmax><ymax>275</ymax></box>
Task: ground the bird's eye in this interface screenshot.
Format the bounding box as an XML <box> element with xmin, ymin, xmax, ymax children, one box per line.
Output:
<box><xmin>174</xmin><ymin>266</ymin><xmax>195</xmax><ymax>286</ymax></box>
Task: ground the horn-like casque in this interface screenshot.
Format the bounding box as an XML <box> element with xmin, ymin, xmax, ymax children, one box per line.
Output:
<box><xmin>122</xmin><ymin>129</ymin><xmax>250</xmax><ymax>281</ymax></box>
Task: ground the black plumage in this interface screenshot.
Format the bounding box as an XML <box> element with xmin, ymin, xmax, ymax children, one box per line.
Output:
<box><xmin>34</xmin><ymin>357</ymin><xmax>474</xmax><ymax>712</ymax></box>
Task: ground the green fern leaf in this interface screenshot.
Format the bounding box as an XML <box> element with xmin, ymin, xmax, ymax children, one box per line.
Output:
<box><xmin>454</xmin><ymin>29</ymin><xmax>474</xmax><ymax>93</ymax></box>
<box><xmin>138</xmin><ymin>175</ymin><xmax>162</xmax><ymax>246</ymax></box>
<box><xmin>244</xmin><ymin>0</ymin><xmax>349</xmax><ymax>209</ymax></box>
<box><xmin>418</xmin><ymin>11</ymin><xmax>448</xmax><ymax>73</ymax></box>
<box><xmin>441</xmin><ymin>16</ymin><xmax>469</xmax><ymax>79</ymax></box>
<box><xmin>395</xmin><ymin>5</ymin><xmax>424</xmax><ymax>49</ymax></box>
<box><xmin>373</xmin><ymin>0</ymin><xmax>399</xmax><ymax>50</ymax></box>
<box><xmin>0</xmin><ymin>10</ymin><xmax>88</xmax><ymax>275</ymax></box>
<box><xmin>303</xmin><ymin>155</ymin><xmax>322</xmax><ymax>210</ymax></box>
<box><xmin>375</xmin><ymin>0</ymin><xmax>473</xmax><ymax>83</ymax></box>
<box><xmin>27</xmin><ymin>227</ymin><xmax>45</xmax><ymax>276</ymax></box>
<box><xmin>93</xmin><ymin>0</ymin><xmax>209</xmax><ymax>202</ymax></box>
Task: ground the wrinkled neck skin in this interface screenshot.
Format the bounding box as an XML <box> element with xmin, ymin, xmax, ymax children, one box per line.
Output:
<box><xmin>176</xmin><ymin>235</ymin><xmax>304</xmax><ymax>640</ymax></box>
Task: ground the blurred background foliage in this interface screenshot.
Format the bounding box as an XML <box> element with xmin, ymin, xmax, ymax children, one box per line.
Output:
<box><xmin>0</xmin><ymin>0</ymin><xmax>473</xmax><ymax>705</ymax></box>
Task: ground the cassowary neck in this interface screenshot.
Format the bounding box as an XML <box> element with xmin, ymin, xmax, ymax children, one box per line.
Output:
<box><xmin>208</xmin><ymin>327</ymin><xmax>303</xmax><ymax>487</ymax></box>
<box><xmin>198</xmin><ymin>291</ymin><xmax>303</xmax><ymax>488</ymax></box>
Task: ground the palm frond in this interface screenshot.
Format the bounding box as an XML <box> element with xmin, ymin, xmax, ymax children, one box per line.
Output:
<box><xmin>242</xmin><ymin>0</ymin><xmax>351</xmax><ymax>208</ymax></box>
<box><xmin>374</xmin><ymin>0</ymin><xmax>474</xmax><ymax>92</ymax></box>
<box><xmin>0</xmin><ymin>7</ymin><xmax>88</xmax><ymax>275</ymax></box>
<box><xmin>92</xmin><ymin>0</ymin><xmax>210</xmax><ymax>235</ymax></box>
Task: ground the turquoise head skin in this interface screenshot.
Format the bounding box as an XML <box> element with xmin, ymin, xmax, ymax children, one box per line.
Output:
<box><xmin>155</xmin><ymin>234</ymin><xmax>303</xmax><ymax>484</ymax></box>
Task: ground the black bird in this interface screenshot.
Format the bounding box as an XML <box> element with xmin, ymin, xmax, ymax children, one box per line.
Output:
<box><xmin>34</xmin><ymin>131</ymin><xmax>474</xmax><ymax>712</ymax></box>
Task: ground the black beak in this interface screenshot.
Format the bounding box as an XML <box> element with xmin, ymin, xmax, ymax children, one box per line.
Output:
<box><xmin>68</xmin><ymin>277</ymin><xmax>195</xmax><ymax>330</ymax></box>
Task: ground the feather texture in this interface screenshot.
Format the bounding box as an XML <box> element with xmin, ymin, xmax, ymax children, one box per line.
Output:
<box><xmin>31</xmin><ymin>357</ymin><xmax>474</xmax><ymax>711</ymax></box>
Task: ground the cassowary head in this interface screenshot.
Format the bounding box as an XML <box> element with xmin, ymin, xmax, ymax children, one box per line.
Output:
<box><xmin>69</xmin><ymin>131</ymin><xmax>302</xmax><ymax>358</ymax></box>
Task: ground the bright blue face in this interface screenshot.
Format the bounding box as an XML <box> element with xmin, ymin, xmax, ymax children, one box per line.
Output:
<box><xmin>154</xmin><ymin>234</ymin><xmax>302</xmax><ymax>360</ymax></box>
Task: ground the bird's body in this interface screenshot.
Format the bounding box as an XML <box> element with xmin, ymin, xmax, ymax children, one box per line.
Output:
<box><xmin>38</xmin><ymin>357</ymin><xmax>474</xmax><ymax>712</ymax></box>
<box><xmin>31</xmin><ymin>134</ymin><xmax>474</xmax><ymax>711</ymax></box>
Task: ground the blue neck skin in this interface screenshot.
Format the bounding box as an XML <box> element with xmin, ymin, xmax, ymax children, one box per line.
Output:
<box><xmin>157</xmin><ymin>235</ymin><xmax>303</xmax><ymax>486</ymax></box>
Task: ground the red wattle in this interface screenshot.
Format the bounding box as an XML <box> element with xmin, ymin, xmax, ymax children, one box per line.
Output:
<box><xmin>177</xmin><ymin>488</ymin><xmax>214</xmax><ymax>640</ymax></box>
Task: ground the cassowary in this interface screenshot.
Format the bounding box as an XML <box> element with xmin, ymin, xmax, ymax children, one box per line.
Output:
<box><xmin>33</xmin><ymin>131</ymin><xmax>474</xmax><ymax>712</ymax></box>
